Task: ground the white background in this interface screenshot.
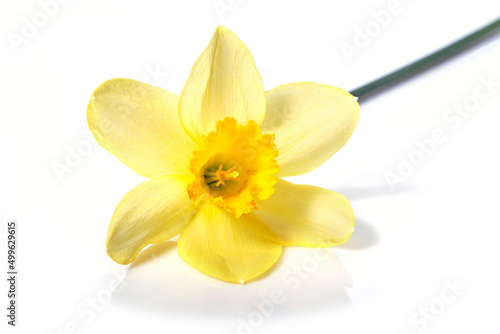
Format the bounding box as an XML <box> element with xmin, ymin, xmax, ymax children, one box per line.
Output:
<box><xmin>1</xmin><ymin>0</ymin><xmax>500</xmax><ymax>333</ymax></box>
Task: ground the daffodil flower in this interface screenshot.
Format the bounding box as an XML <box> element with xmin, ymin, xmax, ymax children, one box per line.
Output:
<box><xmin>87</xmin><ymin>26</ymin><xmax>360</xmax><ymax>283</ymax></box>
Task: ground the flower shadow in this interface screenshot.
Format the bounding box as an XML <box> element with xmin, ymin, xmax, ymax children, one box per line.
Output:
<box><xmin>331</xmin><ymin>183</ymin><xmax>413</xmax><ymax>202</ymax></box>
<box><xmin>339</xmin><ymin>217</ymin><xmax>381</xmax><ymax>250</ymax></box>
<box><xmin>129</xmin><ymin>241</ymin><xmax>177</xmax><ymax>268</ymax></box>
<box><xmin>326</xmin><ymin>181</ymin><xmax>415</xmax><ymax>250</ymax></box>
<box><xmin>112</xmin><ymin>241</ymin><xmax>354</xmax><ymax>320</ymax></box>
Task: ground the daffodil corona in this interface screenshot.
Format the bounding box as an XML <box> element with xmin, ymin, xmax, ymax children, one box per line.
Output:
<box><xmin>87</xmin><ymin>26</ymin><xmax>360</xmax><ymax>283</ymax></box>
<box><xmin>187</xmin><ymin>117</ymin><xmax>279</xmax><ymax>218</ymax></box>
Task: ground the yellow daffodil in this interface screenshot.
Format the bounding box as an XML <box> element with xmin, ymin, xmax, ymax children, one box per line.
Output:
<box><xmin>87</xmin><ymin>26</ymin><xmax>360</xmax><ymax>283</ymax></box>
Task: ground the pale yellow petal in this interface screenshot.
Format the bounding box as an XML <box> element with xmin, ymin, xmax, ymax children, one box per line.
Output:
<box><xmin>261</xmin><ymin>82</ymin><xmax>359</xmax><ymax>177</ymax></box>
<box><xmin>178</xmin><ymin>26</ymin><xmax>266</xmax><ymax>144</ymax></box>
<box><xmin>177</xmin><ymin>204</ymin><xmax>282</xmax><ymax>283</ymax></box>
<box><xmin>106</xmin><ymin>175</ymin><xmax>197</xmax><ymax>264</ymax></box>
<box><xmin>250</xmin><ymin>178</ymin><xmax>355</xmax><ymax>247</ymax></box>
<box><xmin>88</xmin><ymin>78</ymin><xmax>197</xmax><ymax>179</ymax></box>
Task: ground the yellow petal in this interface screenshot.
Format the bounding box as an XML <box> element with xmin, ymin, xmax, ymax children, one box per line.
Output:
<box><xmin>178</xmin><ymin>26</ymin><xmax>266</xmax><ymax>144</ymax></box>
<box><xmin>261</xmin><ymin>82</ymin><xmax>359</xmax><ymax>177</ymax></box>
<box><xmin>177</xmin><ymin>204</ymin><xmax>282</xmax><ymax>283</ymax></box>
<box><xmin>250</xmin><ymin>178</ymin><xmax>355</xmax><ymax>247</ymax></box>
<box><xmin>88</xmin><ymin>78</ymin><xmax>197</xmax><ymax>179</ymax></box>
<box><xmin>106</xmin><ymin>175</ymin><xmax>198</xmax><ymax>264</ymax></box>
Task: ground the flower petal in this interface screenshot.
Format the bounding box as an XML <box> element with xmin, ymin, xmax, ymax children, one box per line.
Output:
<box><xmin>177</xmin><ymin>204</ymin><xmax>282</xmax><ymax>283</ymax></box>
<box><xmin>261</xmin><ymin>82</ymin><xmax>359</xmax><ymax>177</ymax></box>
<box><xmin>88</xmin><ymin>78</ymin><xmax>197</xmax><ymax>179</ymax></box>
<box><xmin>178</xmin><ymin>26</ymin><xmax>266</xmax><ymax>144</ymax></box>
<box><xmin>250</xmin><ymin>178</ymin><xmax>355</xmax><ymax>247</ymax></box>
<box><xmin>106</xmin><ymin>175</ymin><xmax>197</xmax><ymax>264</ymax></box>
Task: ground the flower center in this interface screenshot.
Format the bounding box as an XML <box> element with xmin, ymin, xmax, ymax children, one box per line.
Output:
<box><xmin>204</xmin><ymin>165</ymin><xmax>240</xmax><ymax>187</ymax></box>
<box><xmin>187</xmin><ymin>117</ymin><xmax>279</xmax><ymax>218</ymax></box>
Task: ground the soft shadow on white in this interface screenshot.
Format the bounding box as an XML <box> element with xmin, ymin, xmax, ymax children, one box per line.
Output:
<box><xmin>339</xmin><ymin>217</ymin><xmax>381</xmax><ymax>250</ymax></box>
<box><xmin>331</xmin><ymin>183</ymin><xmax>415</xmax><ymax>201</ymax></box>
<box><xmin>111</xmin><ymin>242</ymin><xmax>354</xmax><ymax>318</ymax></box>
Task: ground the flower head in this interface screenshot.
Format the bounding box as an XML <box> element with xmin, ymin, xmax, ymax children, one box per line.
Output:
<box><xmin>87</xmin><ymin>26</ymin><xmax>359</xmax><ymax>283</ymax></box>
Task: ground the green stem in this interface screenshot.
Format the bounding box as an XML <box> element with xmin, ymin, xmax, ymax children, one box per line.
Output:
<box><xmin>350</xmin><ymin>16</ymin><xmax>500</xmax><ymax>101</ymax></box>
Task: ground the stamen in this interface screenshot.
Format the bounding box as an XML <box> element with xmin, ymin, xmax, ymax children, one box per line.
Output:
<box><xmin>215</xmin><ymin>165</ymin><xmax>239</xmax><ymax>186</ymax></box>
<box><xmin>205</xmin><ymin>165</ymin><xmax>240</xmax><ymax>187</ymax></box>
